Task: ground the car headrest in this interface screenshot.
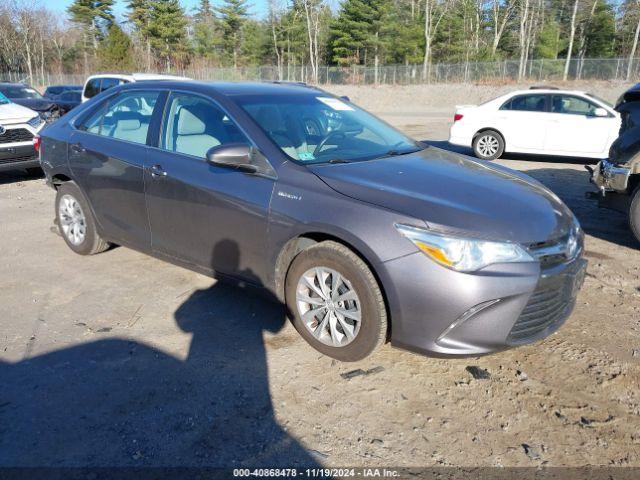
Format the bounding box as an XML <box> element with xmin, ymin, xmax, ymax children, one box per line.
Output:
<box><xmin>112</xmin><ymin>111</ymin><xmax>142</xmax><ymax>131</ymax></box>
<box><xmin>177</xmin><ymin>105</ymin><xmax>207</xmax><ymax>135</ymax></box>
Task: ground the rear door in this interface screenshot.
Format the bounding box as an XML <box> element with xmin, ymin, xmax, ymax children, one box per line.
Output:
<box><xmin>545</xmin><ymin>94</ymin><xmax>616</xmax><ymax>156</ymax></box>
<box><xmin>494</xmin><ymin>93</ymin><xmax>549</xmax><ymax>152</ymax></box>
<box><xmin>144</xmin><ymin>91</ymin><xmax>275</xmax><ymax>284</ymax></box>
<box><xmin>69</xmin><ymin>90</ymin><xmax>162</xmax><ymax>250</ymax></box>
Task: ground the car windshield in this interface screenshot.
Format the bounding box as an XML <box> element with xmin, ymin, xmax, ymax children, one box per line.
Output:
<box><xmin>0</xmin><ymin>85</ymin><xmax>42</xmax><ymax>99</ymax></box>
<box><xmin>237</xmin><ymin>94</ymin><xmax>423</xmax><ymax>163</ymax></box>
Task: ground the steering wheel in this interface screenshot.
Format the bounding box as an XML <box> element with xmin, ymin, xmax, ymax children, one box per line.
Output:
<box><xmin>314</xmin><ymin>131</ymin><xmax>346</xmax><ymax>156</ymax></box>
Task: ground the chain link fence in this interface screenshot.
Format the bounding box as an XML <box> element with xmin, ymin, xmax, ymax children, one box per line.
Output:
<box><xmin>2</xmin><ymin>57</ymin><xmax>640</xmax><ymax>88</ymax></box>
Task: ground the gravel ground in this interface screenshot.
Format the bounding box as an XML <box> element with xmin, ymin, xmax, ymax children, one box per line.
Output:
<box><xmin>1</xmin><ymin>84</ymin><xmax>639</xmax><ymax>469</ymax></box>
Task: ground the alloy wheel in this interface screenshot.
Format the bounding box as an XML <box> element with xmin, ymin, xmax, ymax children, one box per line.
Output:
<box><xmin>477</xmin><ymin>134</ymin><xmax>500</xmax><ymax>157</ymax></box>
<box><xmin>296</xmin><ymin>267</ymin><xmax>361</xmax><ymax>347</ymax></box>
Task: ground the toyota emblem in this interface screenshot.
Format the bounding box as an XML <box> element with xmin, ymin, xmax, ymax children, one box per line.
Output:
<box><xmin>0</xmin><ymin>125</ymin><xmax>5</xmax><ymax>135</ymax></box>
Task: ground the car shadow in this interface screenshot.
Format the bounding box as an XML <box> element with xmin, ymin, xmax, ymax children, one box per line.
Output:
<box><xmin>0</xmin><ymin>240</ymin><xmax>319</xmax><ymax>468</ymax></box>
<box><xmin>426</xmin><ymin>140</ymin><xmax>600</xmax><ymax>165</ymax></box>
<box><xmin>0</xmin><ymin>168</ymin><xmax>43</xmax><ymax>185</ymax></box>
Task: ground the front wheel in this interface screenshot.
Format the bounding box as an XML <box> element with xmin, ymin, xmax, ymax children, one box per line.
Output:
<box><xmin>473</xmin><ymin>130</ymin><xmax>504</xmax><ymax>160</ymax></box>
<box><xmin>285</xmin><ymin>241</ymin><xmax>387</xmax><ymax>362</ymax></box>
<box><xmin>55</xmin><ymin>182</ymin><xmax>110</xmax><ymax>255</ymax></box>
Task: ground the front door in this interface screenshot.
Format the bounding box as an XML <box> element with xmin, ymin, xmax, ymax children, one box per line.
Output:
<box><xmin>545</xmin><ymin>94</ymin><xmax>615</xmax><ymax>156</ymax></box>
<box><xmin>144</xmin><ymin>92</ymin><xmax>275</xmax><ymax>285</ymax></box>
<box><xmin>68</xmin><ymin>90</ymin><xmax>162</xmax><ymax>249</ymax></box>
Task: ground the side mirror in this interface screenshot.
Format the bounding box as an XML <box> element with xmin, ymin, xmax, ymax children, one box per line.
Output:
<box><xmin>206</xmin><ymin>143</ymin><xmax>258</xmax><ymax>173</ymax></box>
<box><xmin>592</xmin><ymin>107</ymin><xmax>609</xmax><ymax>118</ymax></box>
<box><xmin>340</xmin><ymin>95</ymin><xmax>350</xmax><ymax>102</ymax></box>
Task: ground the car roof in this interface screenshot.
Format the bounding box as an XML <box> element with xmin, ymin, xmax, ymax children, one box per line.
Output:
<box><xmin>0</xmin><ymin>82</ymin><xmax>28</xmax><ymax>87</ymax></box>
<box><xmin>85</xmin><ymin>73</ymin><xmax>190</xmax><ymax>82</ymax></box>
<box><xmin>508</xmin><ymin>89</ymin><xmax>587</xmax><ymax>96</ymax></box>
<box><xmin>120</xmin><ymin>80</ymin><xmax>322</xmax><ymax>97</ymax></box>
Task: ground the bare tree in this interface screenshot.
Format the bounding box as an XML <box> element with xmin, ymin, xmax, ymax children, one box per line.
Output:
<box><xmin>563</xmin><ymin>0</ymin><xmax>579</xmax><ymax>81</ymax></box>
<box><xmin>491</xmin><ymin>0</ymin><xmax>516</xmax><ymax>57</ymax></box>
<box><xmin>302</xmin><ymin>0</ymin><xmax>322</xmax><ymax>83</ymax></box>
<box><xmin>628</xmin><ymin>0</ymin><xmax>640</xmax><ymax>80</ymax></box>
<box><xmin>517</xmin><ymin>0</ymin><xmax>530</xmax><ymax>79</ymax></box>
<box><xmin>422</xmin><ymin>0</ymin><xmax>449</xmax><ymax>81</ymax></box>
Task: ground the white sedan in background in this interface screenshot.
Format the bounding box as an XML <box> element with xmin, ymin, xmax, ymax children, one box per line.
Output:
<box><xmin>449</xmin><ymin>88</ymin><xmax>620</xmax><ymax>160</ymax></box>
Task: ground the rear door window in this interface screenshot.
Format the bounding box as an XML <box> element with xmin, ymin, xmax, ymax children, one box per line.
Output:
<box><xmin>502</xmin><ymin>94</ymin><xmax>548</xmax><ymax>112</ymax></box>
<box><xmin>84</xmin><ymin>79</ymin><xmax>101</xmax><ymax>99</ymax></box>
<box><xmin>78</xmin><ymin>91</ymin><xmax>160</xmax><ymax>145</ymax></box>
<box><xmin>99</xmin><ymin>78</ymin><xmax>121</xmax><ymax>94</ymax></box>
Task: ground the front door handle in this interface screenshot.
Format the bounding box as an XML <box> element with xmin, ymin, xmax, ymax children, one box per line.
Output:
<box><xmin>149</xmin><ymin>164</ymin><xmax>167</xmax><ymax>178</ymax></box>
<box><xmin>70</xmin><ymin>142</ymin><xmax>85</xmax><ymax>154</ymax></box>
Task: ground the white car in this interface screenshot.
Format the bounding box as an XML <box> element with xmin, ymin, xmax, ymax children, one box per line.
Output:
<box><xmin>81</xmin><ymin>73</ymin><xmax>190</xmax><ymax>103</ymax></box>
<box><xmin>0</xmin><ymin>93</ymin><xmax>45</xmax><ymax>173</ymax></box>
<box><xmin>449</xmin><ymin>88</ymin><xmax>620</xmax><ymax>160</ymax></box>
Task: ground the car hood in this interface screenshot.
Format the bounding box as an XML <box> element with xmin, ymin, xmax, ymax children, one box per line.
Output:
<box><xmin>308</xmin><ymin>147</ymin><xmax>575</xmax><ymax>244</ymax></box>
<box><xmin>11</xmin><ymin>98</ymin><xmax>55</xmax><ymax>112</ymax></box>
<box><xmin>0</xmin><ymin>101</ymin><xmax>38</xmax><ymax>123</ymax></box>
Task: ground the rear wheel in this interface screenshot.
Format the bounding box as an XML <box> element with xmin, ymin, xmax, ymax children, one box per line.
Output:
<box><xmin>285</xmin><ymin>241</ymin><xmax>387</xmax><ymax>362</ymax></box>
<box><xmin>629</xmin><ymin>185</ymin><xmax>640</xmax><ymax>245</ymax></box>
<box><xmin>473</xmin><ymin>130</ymin><xmax>504</xmax><ymax>160</ymax></box>
<box><xmin>55</xmin><ymin>182</ymin><xmax>109</xmax><ymax>255</ymax></box>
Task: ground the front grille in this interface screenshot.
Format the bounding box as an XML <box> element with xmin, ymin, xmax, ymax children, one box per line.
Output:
<box><xmin>0</xmin><ymin>154</ymin><xmax>37</xmax><ymax>165</ymax></box>
<box><xmin>508</xmin><ymin>275</ymin><xmax>575</xmax><ymax>342</ymax></box>
<box><xmin>0</xmin><ymin>128</ymin><xmax>33</xmax><ymax>144</ymax></box>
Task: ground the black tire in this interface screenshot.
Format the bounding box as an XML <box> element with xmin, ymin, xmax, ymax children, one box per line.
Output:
<box><xmin>473</xmin><ymin>130</ymin><xmax>505</xmax><ymax>160</ymax></box>
<box><xmin>630</xmin><ymin>185</ymin><xmax>640</xmax><ymax>245</ymax></box>
<box><xmin>285</xmin><ymin>241</ymin><xmax>387</xmax><ymax>362</ymax></box>
<box><xmin>55</xmin><ymin>182</ymin><xmax>109</xmax><ymax>255</ymax></box>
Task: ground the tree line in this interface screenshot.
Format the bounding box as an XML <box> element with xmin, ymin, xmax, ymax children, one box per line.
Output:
<box><xmin>1</xmin><ymin>0</ymin><xmax>640</xmax><ymax>82</ymax></box>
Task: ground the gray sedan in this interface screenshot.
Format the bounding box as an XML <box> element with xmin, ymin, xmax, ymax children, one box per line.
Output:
<box><xmin>38</xmin><ymin>80</ymin><xmax>586</xmax><ymax>361</ymax></box>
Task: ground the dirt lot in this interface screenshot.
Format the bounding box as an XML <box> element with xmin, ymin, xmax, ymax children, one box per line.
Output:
<box><xmin>1</xmin><ymin>84</ymin><xmax>639</xmax><ymax>469</ymax></box>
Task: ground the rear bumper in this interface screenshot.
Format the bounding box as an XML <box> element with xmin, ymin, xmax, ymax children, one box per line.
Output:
<box><xmin>380</xmin><ymin>252</ymin><xmax>587</xmax><ymax>357</ymax></box>
<box><xmin>0</xmin><ymin>144</ymin><xmax>39</xmax><ymax>172</ymax></box>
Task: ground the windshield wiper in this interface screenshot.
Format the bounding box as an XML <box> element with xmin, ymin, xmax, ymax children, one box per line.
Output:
<box><xmin>327</xmin><ymin>158</ymin><xmax>349</xmax><ymax>164</ymax></box>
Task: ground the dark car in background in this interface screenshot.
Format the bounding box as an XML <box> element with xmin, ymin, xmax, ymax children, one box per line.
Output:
<box><xmin>44</xmin><ymin>84</ymin><xmax>82</xmax><ymax>99</ymax></box>
<box><xmin>39</xmin><ymin>80</ymin><xmax>586</xmax><ymax>361</ymax></box>
<box><xmin>0</xmin><ymin>83</ymin><xmax>59</xmax><ymax>123</ymax></box>
<box><xmin>589</xmin><ymin>83</ymin><xmax>640</xmax><ymax>243</ymax></box>
<box><xmin>53</xmin><ymin>90</ymin><xmax>82</xmax><ymax>116</ymax></box>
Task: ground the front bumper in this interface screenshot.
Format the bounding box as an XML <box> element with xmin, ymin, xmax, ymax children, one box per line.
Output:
<box><xmin>588</xmin><ymin>159</ymin><xmax>632</xmax><ymax>212</ymax></box>
<box><xmin>0</xmin><ymin>143</ymin><xmax>39</xmax><ymax>172</ymax></box>
<box><xmin>380</xmin><ymin>253</ymin><xmax>587</xmax><ymax>357</ymax></box>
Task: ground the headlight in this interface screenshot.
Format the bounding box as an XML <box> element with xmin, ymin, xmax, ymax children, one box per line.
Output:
<box><xmin>27</xmin><ymin>115</ymin><xmax>43</xmax><ymax>129</ymax></box>
<box><xmin>396</xmin><ymin>224</ymin><xmax>535</xmax><ymax>272</ymax></box>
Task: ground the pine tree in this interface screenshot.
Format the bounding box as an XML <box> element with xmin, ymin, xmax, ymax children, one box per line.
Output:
<box><xmin>217</xmin><ymin>0</ymin><xmax>249</xmax><ymax>68</ymax></box>
<box><xmin>193</xmin><ymin>0</ymin><xmax>220</xmax><ymax>59</ymax></box>
<box><xmin>126</xmin><ymin>0</ymin><xmax>154</xmax><ymax>69</ymax></box>
<box><xmin>68</xmin><ymin>0</ymin><xmax>115</xmax><ymax>71</ymax></box>
<box><xmin>146</xmin><ymin>0</ymin><xmax>190</xmax><ymax>71</ymax></box>
<box><xmin>329</xmin><ymin>0</ymin><xmax>390</xmax><ymax>66</ymax></box>
<box><xmin>98</xmin><ymin>24</ymin><xmax>134</xmax><ymax>70</ymax></box>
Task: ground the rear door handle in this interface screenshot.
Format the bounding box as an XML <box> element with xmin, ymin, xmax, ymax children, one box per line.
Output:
<box><xmin>70</xmin><ymin>142</ymin><xmax>85</xmax><ymax>154</ymax></box>
<box><xmin>149</xmin><ymin>164</ymin><xmax>167</xmax><ymax>178</ymax></box>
